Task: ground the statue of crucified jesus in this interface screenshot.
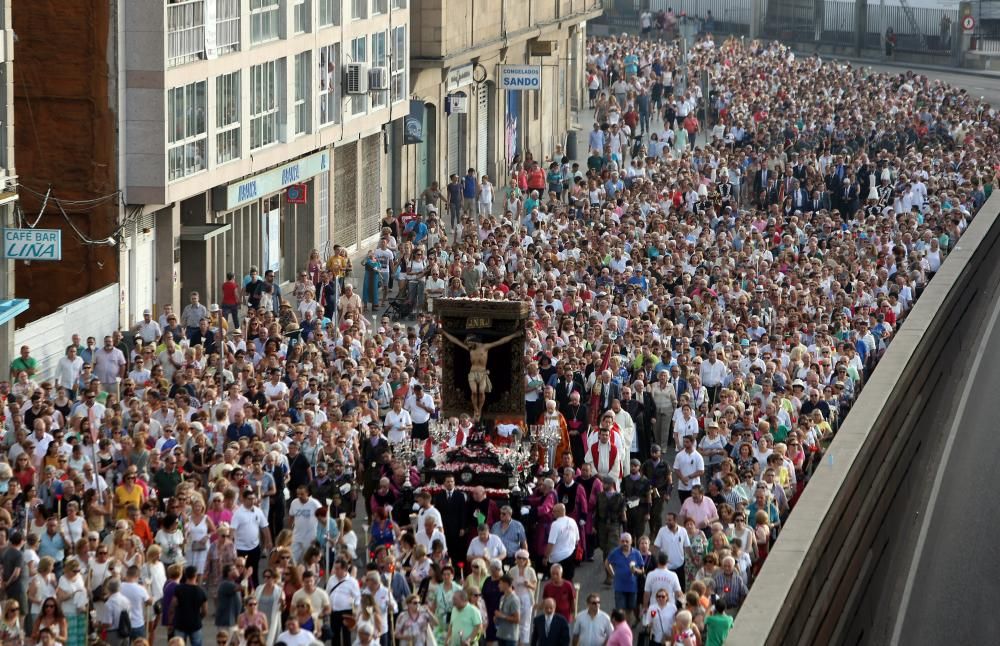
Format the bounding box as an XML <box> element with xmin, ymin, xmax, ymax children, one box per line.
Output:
<box><xmin>440</xmin><ymin>329</ymin><xmax>522</xmax><ymax>420</ymax></box>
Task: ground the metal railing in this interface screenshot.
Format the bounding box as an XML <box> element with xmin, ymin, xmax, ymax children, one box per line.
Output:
<box><xmin>972</xmin><ymin>25</ymin><xmax>1000</xmax><ymax>54</ymax></box>
<box><xmin>596</xmin><ymin>0</ymin><xmax>957</xmax><ymax>52</ymax></box>
<box><xmin>167</xmin><ymin>0</ymin><xmax>206</xmax><ymax>67</ymax></box>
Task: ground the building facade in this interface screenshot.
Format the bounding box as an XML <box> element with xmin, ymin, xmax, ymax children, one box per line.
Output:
<box><xmin>0</xmin><ymin>0</ymin><xmax>20</xmax><ymax>372</ymax></box>
<box><xmin>396</xmin><ymin>0</ymin><xmax>600</xmax><ymax>208</ymax></box>
<box><xmin>127</xmin><ymin>0</ymin><xmax>410</xmax><ymax>316</ymax></box>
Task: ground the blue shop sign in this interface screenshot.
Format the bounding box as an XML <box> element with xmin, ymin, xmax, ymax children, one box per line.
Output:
<box><xmin>214</xmin><ymin>150</ymin><xmax>330</xmax><ymax>211</ymax></box>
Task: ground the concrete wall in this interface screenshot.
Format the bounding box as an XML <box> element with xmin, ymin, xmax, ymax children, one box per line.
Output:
<box><xmin>12</xmin><ymin>0</ymin><xmax>119</xmax><ymax>325</ymax></box>
<box><xmin>728</xmin><ymin>191</ymin><xmax>1000</xmax><ymax>645</ymax></box>
<box><xmin>14</xmin><ymin>284</ymin><xmax>121</xmax><ymax>382</ymax></box>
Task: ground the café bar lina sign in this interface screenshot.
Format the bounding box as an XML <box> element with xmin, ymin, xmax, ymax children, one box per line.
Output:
<box><xmin>3</xmin><ymin>228</ymin><xmax>62</xmax><ymax>261</ymax></box>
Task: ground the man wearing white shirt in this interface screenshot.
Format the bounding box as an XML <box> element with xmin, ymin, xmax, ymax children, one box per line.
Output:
<box><xmin>467</xmin><ymin>523</ymin><xmax>507</xmax><ymax>562</ymax></box>
<box><xmin>700</xmin><ymin>350</ymin><xmax>727</xmax><ymax>404</ymax></box>
<box><xmin>673</xmin><ymin>436</ymin><xmax>705</xmax><ymax>503</ymax></box>
<box><xmin>263</xmin><ymin>369</ymin><xmax>289</xmax><ymax>402</ymax></box>
<box><xmin>120</xmin><ymin>565</ymin><xmax>151</xmax><ymax>639</ymax></box>
<box><xmin>81</xmin><ymin>463</ymin><xmax>110</xmax><ymax>498</ymax></box>
<box><xmin>93</xmin><ymin>336</ymin><xmax>126</xmax><ymax>398</ymax></box>
<box><xmin>572</xmin><ymin>593</ymin><xmax>614</xmax><ymax>646</ymax></box>
<box><xmin>127</xmin><ymin>357</ymin><xmax>151</xmax><ymax>397</ymax></box>
<box><xmin>643</xmin><ymin>552</ymin><xmax>683</xmax><ymax>612</ymax></box>
<box><xmin>363</xmin><ymin>572</ymin><xmax>398</xmax><ymax>641</ymax></box>
<box><xmin>415</xmin><ymin>515</ymin><xmax>448</xmax><ymax>554</ymax></box>
<box><xmin>545</xmin><ymin>504</ymin><xmax>580</xmax><ymax>580</ymax></box>
<box><xmin>157</xmin><ymin>336</ymin><xmax>185</xmax><ymax>383</ymax></box>
<box><xmin>276</xmin><ymin>619</ymin><xmax>317</xmax><ymax>646</ymax></box>
<box><xmin>230</xmin><ymin>489</ymin><xmax>272</xmax><ymax>587</ymax></box>
<box><xmin>132</xmin><ymin>309</ymin><xmax>162</xmax><ymax>344</ymax></box>
<box><xmin>384</xmin><ymin>397</ymin><xmax>413</xmax><ymax>443</ymax></box>
<box><xmin>415</xmin><ymin>491</ymin><xmax>444</xmax><ymax>531</ymax></box>
<box><xmin>652</xmin><ymin>514</ymin><xmax>691</xmax><ymax>590</ymax></box>
<box><xmin>405</xmin><ymin>384</ymin><xmax>435</xmax><ymax>440</ymax></box>
<box><xmin>288</xmin><ymin>484</ymin><xmax>322</xmax><ymax>562</ymax></box>
<box><xmin>29</xmin><ymin>420</ymin><xmax>53</xmax><ymax>467</ymax></box>
<box><xmin>55</xmin><ymin>346</ymin><xmax>84</xmax><ymax>398</ymax></box>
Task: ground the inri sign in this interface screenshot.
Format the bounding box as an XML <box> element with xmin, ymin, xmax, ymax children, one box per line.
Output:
<box><xmin>3</xmin><ymin>228</ymin><xmax>62</xmax><ymax>261</ymax></box>
<box><xmin>500</xmin><ymin>65</ymin><xmax>542</xmax><ymax>91</ymax></box>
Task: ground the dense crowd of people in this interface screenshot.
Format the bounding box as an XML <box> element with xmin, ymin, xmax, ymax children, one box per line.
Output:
<box><xmin>0</xmin><ymin>26</ymin><xmax>993</xmax><ymax>646</ymax></box>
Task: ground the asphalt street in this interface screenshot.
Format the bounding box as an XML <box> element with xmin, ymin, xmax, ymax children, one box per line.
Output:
<box><xmin>890</xmin><ymin>286</ymin><xmax>1000</xmax><ymax>643</ymax></box>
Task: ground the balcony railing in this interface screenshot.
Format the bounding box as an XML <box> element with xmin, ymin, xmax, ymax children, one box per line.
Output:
<box><xmin>167</xmin><ymin>0</ymin><xmax>206</xmax><ymax>67</ymax></box>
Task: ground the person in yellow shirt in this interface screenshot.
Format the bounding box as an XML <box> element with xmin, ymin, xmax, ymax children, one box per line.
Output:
<box><xmin>114</xmin><ymin>469</ymin><xmax>146</xmax><ymax>520</ymax></box>
<box><xmin>326</xmin><ymin>245</ymin><xmax>352</xmax><ymax>292</ymax></box>
<box><xmin>208</xmin><ymin>304</ymin><xmax>230</xmax><ymax>337</ymax></box>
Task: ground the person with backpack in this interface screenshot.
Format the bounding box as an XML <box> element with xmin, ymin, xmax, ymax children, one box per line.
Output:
<box><xmin>100</xmin><ymin>578</ymin><xmax>133</xmax><ymax>646</ymax></box>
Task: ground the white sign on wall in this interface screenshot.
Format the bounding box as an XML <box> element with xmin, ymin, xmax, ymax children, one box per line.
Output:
<box><xmin>500</xmin><ymin>65</ymin><xmax>542</xmax><ymax>91</ymax></box>
<box><xmin>3</xmin><ymin>228</ymin><xmax>62</xmax><ymax>261</ymax></box>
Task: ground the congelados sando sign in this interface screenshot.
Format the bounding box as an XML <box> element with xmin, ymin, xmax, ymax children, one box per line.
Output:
<box><xmin>500</xmin><ymin>65</ymin><xmax>542</xmax><ymax>91</ymax></box>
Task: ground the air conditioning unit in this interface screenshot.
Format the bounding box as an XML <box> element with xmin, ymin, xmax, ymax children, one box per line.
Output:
<box><xmin>345</xmin><ymin>62</ymin><xmax>370</xmax><ymax>95</ymax></box>
<box><xmin>368</xmin><ymin>66</ymin><xmax>390</xmax><ymax>91</ymax></box>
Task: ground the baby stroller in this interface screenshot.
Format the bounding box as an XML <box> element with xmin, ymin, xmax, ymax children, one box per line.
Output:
<box><xmin>383</xmin><ymin>292</ymin><xmax>413</xmax><ymax>321</ymax></box>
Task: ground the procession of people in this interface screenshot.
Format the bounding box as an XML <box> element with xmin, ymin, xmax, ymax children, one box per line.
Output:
<box><xmin>0</xmin><ymin>23</ymin><xmax>993</xmax><ymax>646</ymax></box>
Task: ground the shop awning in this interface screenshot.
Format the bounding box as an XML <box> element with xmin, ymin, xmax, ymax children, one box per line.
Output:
<box><xmin>0</xmin><ymin>299</ymin><xmax>29</xmax><ymax>327</ymax></box>
<box><xmin>179</xmin><ymin>223</ymin><xmax>233</xmax><ymax>242</ymax></box>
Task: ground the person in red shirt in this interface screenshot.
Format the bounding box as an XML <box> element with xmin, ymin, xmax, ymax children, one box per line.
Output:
<box><xmin>541</xmin><ymin>563</ymin><xmax>577</xmax><ymax>622</ymax></box>
<box><xmin>129</xmin><ymin>503</ymin><xmax>155</xmax><ymax>548</ymax></box>
<box><xmin>220</xmin><ymin>272</ymin><xmax>241</xmax><ymax>329</ymax></box>
<box><xmin>527</xmin><ymin>161</ymin><xmax>547</xmax><ymax>193</ymax></box>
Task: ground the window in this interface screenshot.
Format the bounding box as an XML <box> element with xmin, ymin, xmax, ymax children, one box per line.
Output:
<box><xmin>318</xmin><ymin>0</ymin><xmax>340</xmax><ymax>26</ymax></box>
<box><xmin>351</xmin><ymin>0</ymin><xmax>366</xmax><ymax>20</ymax></box>
<box><xmin>250</xmin><ymin>60</ymin><xmax>281</xmax><ymax>149</ymax></box>
<box><xmin>373</xmin><ymin>0</ymin><xmax>387</xmax><ymax>14</ymax></box>
<box><xmin>167</xmin><ymin>0</ymin><xmax>205</xmax><ymax>67</ymax></box>
<box><xmin>371</xmin><ymin>31</ymin><xmax>387</xmax><ymax>109</ymax></box>
<box><xmin>215</xmin><ymin>0</ymin><xmax>241</xmax><ymax>56</ymax></box>
<box><xmin>350</xmin><ymin>36</ymin><xmax>367</xmax><ymax>116</ymax></box>
<box><xmin>318</xmin><ymin>43</ymin><xmax>340</xmax><ymax>126</ymax></box>
<box><xmin>391</xmin><ymin>25</ymin><xmax>406</xmax><ymax>104</ymax></box>
<box><xmin>293</xmin><ymin>0</ymin><xmax>309</xmax><ymax>33</ymax></box>
<box><xmin>167</xmin><ymin>81</ymin><xmax>207</xmax><ymax>181</ymax></box>
<box><xmin>294</xmin><ymin>52</ymin><xmax>310</xmax><ymax>135</ymax></box>
<box><xmin>392</xmin><ymin>0</ymin><xmax>406</xmax><ymax>8</ymax></box>
<box><xmin>215</xmin><ymin>72</ymin><xmax>241</xmax><ymax>164</ymax></box>
<box><xmin>250</xmin><ymin>0</ymin><xmax>280</xmax><ymax>44</ymax></box>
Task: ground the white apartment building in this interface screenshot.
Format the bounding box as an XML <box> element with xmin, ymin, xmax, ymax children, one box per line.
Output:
<box><xmin>123</xmin><ymin>0</ymin><xmax>410</xmax><ymax>318</ymax></box>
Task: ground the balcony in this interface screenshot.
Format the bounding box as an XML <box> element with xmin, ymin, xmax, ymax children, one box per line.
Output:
<box><xmin>167</xmin><ymin>0</ymin><xmax>241</xmax><ymax>68</ymax></box>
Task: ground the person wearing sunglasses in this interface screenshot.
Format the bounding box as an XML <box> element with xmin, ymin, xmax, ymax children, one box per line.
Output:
<box><xmin>30</xmin><ymin>597</ymin><xmax>66</xmax><ymax>645</ymax></box>
<box><xmin>570</xmin><ymin>593</ymin><xmax>612</xmax><ymax>646</ymax></box>
<box><xmin>0</xmin><ymin>598</ymin><xmax>24</xmax><ymax>645</ymax></box>
<box><xmin>237</xmin><ymin>596</ymin><xmax>268</xmax><ymax>635</ymax></box>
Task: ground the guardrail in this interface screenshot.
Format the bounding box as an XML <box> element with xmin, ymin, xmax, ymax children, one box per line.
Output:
<box><xmin>727</xmin><ymin>182</ymin><xmax>1000</xmax><ymax>643</ymax></box>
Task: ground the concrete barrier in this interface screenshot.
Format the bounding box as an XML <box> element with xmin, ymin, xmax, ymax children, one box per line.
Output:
<box><xmin>727</xmin><ymin>190</ymin><xmax>1000</xmax><ymax>645</ymax></box>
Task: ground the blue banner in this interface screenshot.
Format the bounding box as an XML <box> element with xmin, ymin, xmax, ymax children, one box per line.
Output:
<box><xmin>505</xmin><ymin>91</ymin><xmax>520</xmax><ymax>164</ymax></box>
